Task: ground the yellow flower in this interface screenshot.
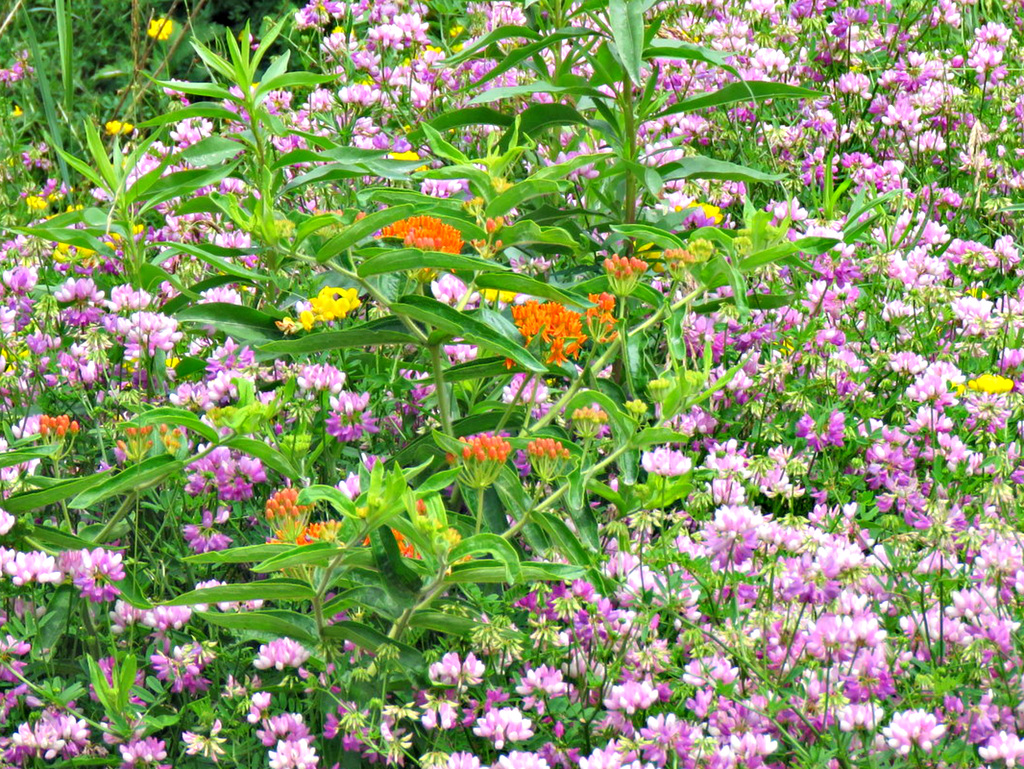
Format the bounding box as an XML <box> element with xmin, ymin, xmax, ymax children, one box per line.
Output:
<box><xmin>299</xmin><ymin>310</ymin><xmax>316</xmax><ymax>332</ymax></box>
<box><xmin>309</xmin><ymin>287</ymin><xmax>361</xmax><ymax>324</ymax></box>
<box><xmin>966</xmin><ymin>287</ymin><xmax>989</xmax><ymax>299</ymax></box>
<box><xmin>147</xmin><ymin>17</ymin><xmax>174</xmax><ymax>41</ymax></box>
<box><xmin>105</xmin><ymin>120</ymin><xmax>135</xmax><ymax>136</ymax></box>
<box><xmin>25</xmin><ymin>195</ymin><xmax>48</xmax><ymax>212</ymax></box>
<box><xmin>449</xmin><ymin>25</ymin><xmax>464</xmax><ymax>37</ymax></box>
<box><xmin>390</xmin><ymin>151</ymin><xmax>421</xmax><ymax>162</ymax></box>
<box><xmin>698</xmin><ymin>203</ymin><xmax>723</xmax><ymax>224</ymax></box>
<box><xmin>966</xmin><ymin>374</ymin><xmax>1014</xmax><ymax>395</ymax></box>
<box><xmin>11</xmin><ymin>105</ymin><xmax>22</xmax><ymax>117</ymax></box>
<box><xmin>481</xmin><ymin>289</ymin><xmax>517</xmax><ymax>305</ymax></box>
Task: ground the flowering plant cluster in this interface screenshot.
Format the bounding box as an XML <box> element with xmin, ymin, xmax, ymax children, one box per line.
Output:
<box><xmin>0</xmin><ymin>0</ymin><xmax>1023</xmax><ymax>767</ymax></box>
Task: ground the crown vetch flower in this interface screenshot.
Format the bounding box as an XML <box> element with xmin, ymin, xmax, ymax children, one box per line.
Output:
<box><xmin>379</xmin><ymin>215</ymin><xmax>464</xmax><ymax>254</ymax></box>
<box><xmin>511</xmin><ymin>301</ymin><xmax>587</xmax><ymax>366</ymax></box>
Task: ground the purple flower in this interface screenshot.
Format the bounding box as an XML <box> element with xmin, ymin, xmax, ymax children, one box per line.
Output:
<box><xmin>269</xmin><ymin>738</ymin><xmax>319</xmax><ymax>769</ymax></box>
<box><xmin>253</xmin><ymin>638</ymin><xmax>310</xmax><ymax>671</ymax></box>
<box><xmin>150</xmin><ymin>642</ymin><xmax>215</xmax><ymax>694</ymax></box>
<box><xmin>882</xmin><ymin>709</ymin><xmax>947</xmax><ymax>755</ymax></box>
<box><xmin>119</xmin><ymin>737</ymin><xmax>168</xmax><ymax>769</ymax></box>
<box><xmin>473</xmin><ymin>707</ymin><xmax>534</xmax><ymax>750</ymax></box>
<box><xmin>641</xmin><ymin>447</ymin><xmax>693</xmax><ymax>477</ymax></box>
<box><xmin>67</xmin><ymin>547</ymin><xmax>125</xmax><ymax>602</ymax></box>
<box><xmin>182</xmin><ymin>508</ymin><xmax>233</xmax><ymax>554</ymax></box>
<box><xmin>325</xmin><ymin>391</ymin><xmax>379</xmax><ymax>442</ymax></box>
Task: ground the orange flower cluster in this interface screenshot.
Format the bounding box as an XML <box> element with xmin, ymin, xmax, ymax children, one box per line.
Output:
<box><xmin>265</xmin><ymin>488</ymin><xmax>312</xmax><ymax>522</ymax></box>
<box><xmin>527</xmin><ymin>437</ymin><xmax>571</xmax><ymax>480</ymax></box>
<box><xmin>584</xmin><ymin>292</ymin><xmax>617</xmax><ymax>343</ymax></box>
<box><xmin>39</xmin><ymin>414</ymin><xmax>80</xmax><ymax>439</ymax></box>
<box><xmin>447</xmin><ymin>433</ymin><xmax>512</xmax><ymax>489</ymax></box>
<box><xmin>117</xmin><ymin>425</ymin><xmax>152</xmax><ymax>463</ymax></box>
<box><xmin>604</xmin><ymin>254</ymin><xmax>649</xmax><ymax>296</ymax></box>
<box><xmin>362</xmin><ymin>528</ymin><xmax>419</xmax><ymax>559</ymax></box>
<box><xmin>572</xmin><ymin>406</ymin><xmax>609</xmax><ymax>439</ymax></box>
<box><xmin>379</xmin><ymin>215</ymin><xmax>464</xmax><ymax>254</ymax></box>
<box><xmin>512</xmin><ymin>301</ymin><xmax>587</xmax><ymax>366</ymax></box>
<box><xmin>274</xmin><ymin>520</ymin><xmax>342</xmax><ymax>546</ymax></box>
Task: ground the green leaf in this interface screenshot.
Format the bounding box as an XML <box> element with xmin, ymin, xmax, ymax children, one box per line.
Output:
<box><xmin>165</xmin><ymin>579</ymin><xmax>316</xmax><ymax>606</ymax></box>
<box><xmin>186</xmin><ymin>544</ymin><xmax>292</xmax><ymax>565</ymax></box>
<box><xmin>444</xmin><ymin>561</ymin><xmax>582</xmax><ymax>583</ymax></box>
<box><xmin>445</xmin><ymin>356</ymin><xmax>522</xmax><ymax>383</ymax></box>
<box><xmin>443</xmin><ymin>25</ymin><xmax>541</xmax><ymax>66</ymax></box>
<box><xmin>322</xmin><ymin>621</ymin><xmax>425</xmax><ymax>675</ymax></box>
<box><xmin>660</xmin><ymin>156</ymin><xmax>784</xmax><ymax>183</ymax></box>
<box><xmin>358</xmin><ymin>249</ymin><xmax>507</xmax><ymax>277</ymax></box>
<box><xmin>608</xmin><ymin>0</ymin><xmax>645</xmax><ymax>84</ymax></box>
<box><xmin>390</xmin><ymin>295</ymin><xmax>548</xmax><ymax>372</ymax></box>
<box><xmin>3</xmin><ymin>472</ymin><xmax>113</xmax><ymax>514</ymax></box>
<box><xmin>259</xmin><ymin>321</ymin><xmax>417</xmax><ymax>355</ymax></box>
<box><xmin>252</xmin><ymin>543</ymin><xmax>344</xmax><ymax>573</ymax></box>
<box><xmin>196</xmin><ymin>609</ymin><xmax>318</xmax><ymax>644</ymax></box>
<box><xmin>656</xmin><ymin>81</ymin><xmax>819</xmax><ymax>118</ymax></box>
<box><xmin>128</xmin><ymin>407</ymin><xmax>220</xmax><ymax>444</ymax></box>
<box><xmin>738</xmin><ymin>236</ymin><xmax>840</xmax><ymax>271</ymax></box>
<box><xmin>296</xmin><ymin>485</ymin><xmax>358</xmax><ymax>518</ymax></box>
<box><xmin>179</xmin><ymin>136</ymin><xmax>244</xmax><ymax>167</ymax></box>
<box><xmin>469</xmin><ymin>81</ymin><xmax>606</xmax><ymax>105</ymax></box>
<box><xmin>643</xmin><ymin>39</ymin><xmax>738</xmax><ymax>76</ymax></box>
<box><xmin>152</xmin><ymin>241</ymin><xmax>265</xmax><ymax>281</ymax></box>
<box><xmin>70</xmin><ymin>455</ymin><xmax>183</xmax><ymax>510</ymax></box>
<box><xmin>474</xmin><ymin>272</ymin><xmax>591</xmax><ymax>307</ymax></box>
<box><xmin>36</xmin><ymin>586</ymin><xmax>73</xmax><ymax>659</ymax></box>
<box><xmin>610</xmin><ymin>223</ymin><xmax>686</xmax><ymax>250</ymax></box>
<box><xmin>485</xmin><ymin>179</ymin><xmax>566</xmax><ymax>218</ymax></box>
<box><xmin>176</xmin><ymin>302</ymin><xmax>283</xmax><ymax>343</ymax></box>
<box><xmin>223</xmin><ymin>437</ymin><xmax>299</xmax><ymax>479</ymax></box>
<box><xmin>533</xmin><ymin>512</ymin><xmax>594</xmax><ymax>567</ymax></box>
<box><xmin>138</xmin><ymin>103</ymin><xmax>242</xmax><ymax>129</ymax></box>
<box><xmin>449</xmin><ymin>534</ymin><xmax>521</xmax><ymax>582</ymax></box>
<box><xmin>316</xmin><ymin>205</ymin><xmax>416</xmax><ymax>262</ymax></box>
<box><xmin>0</xmin><ymin>445</ymin><xmax>59</xmax><ymax>470</ymax></box>
<box><xmin>426</xmin><ymin>106</ymin><xmax>514</xmax><ymax>133</ymax></box>
<box><xmin>23</xmin><ymin>524</ymin><xmax>96</xmax><ymax>551</ymax></box>
<box><xmin>421</xmin><ymin>123</ymin><xmax>470</xmax><ymax>164</ymax></box>
<box><xmin>500</xmin><ymin>219</ymin><xmax>578</xmax><ymax>249</ymax></box>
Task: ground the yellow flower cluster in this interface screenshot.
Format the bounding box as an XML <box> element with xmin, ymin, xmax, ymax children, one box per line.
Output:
<box><xmin>147</xmin><ymin>17</ymin><xmax>174</xmax><ymax>40</ymax></box>
<box><xmin>105</xmin><ymin>120</ymin><xmax>135</xmax><ymax>136</ymax></box>
<box><xmin>300</xmin><ymin>287</ymin><xmax>361</xmax><ymax>330</ymax></box>
<box><xmin>966</xmin><ymin>374</ymin><xmax>1014</xmax><ymax>395</ymax></box>
<box><xmin>25</xmin><ymin>196</ymin><xmax>48</xmax><ymax>212</ymax></box>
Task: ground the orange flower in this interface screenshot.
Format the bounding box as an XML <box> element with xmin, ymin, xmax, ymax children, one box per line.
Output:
<box><xmin>584</xmin><ymin>292</ymin><xmax>617</xmax><ymax>343</ymax></box>
<box><xmin>446</xmin><ymin>433</ymin><xmax>511</xmax><ymax>489</ymax></box>
<box><xmin>378</xmin><ymin>215</ymin><xmax>464</xmax><ymax>254</ymax></box>
<box><xmin>362</xmin><ymin>528</ymin><xmax>419</xmax><ymax>559</ymax></box>
<box><xmin>265</xmin><ymin>488</ymin><xmax>312</xmax><ymax>522</ymax></box>
<box><xmin>511</xmin><ymin>301</ymin><xmax>588</xmax><ymax>366</ymax></box>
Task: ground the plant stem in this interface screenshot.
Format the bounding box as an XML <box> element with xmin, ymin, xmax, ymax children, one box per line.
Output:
<box><xmin>429</xmin><ymin>344</ymin><xmax>454</xmax><ymax>436</ymax></box>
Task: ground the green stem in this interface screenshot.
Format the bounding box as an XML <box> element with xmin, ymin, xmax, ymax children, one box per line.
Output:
<box><xmin>429</xmin><ymin>344</ymin><xmax>454</xmax><ymax>437</ymax></box>
<box><xmin>474</xmin><ymin>486</ymin><xmax>486</xmax><ymax>535</ymax></box>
